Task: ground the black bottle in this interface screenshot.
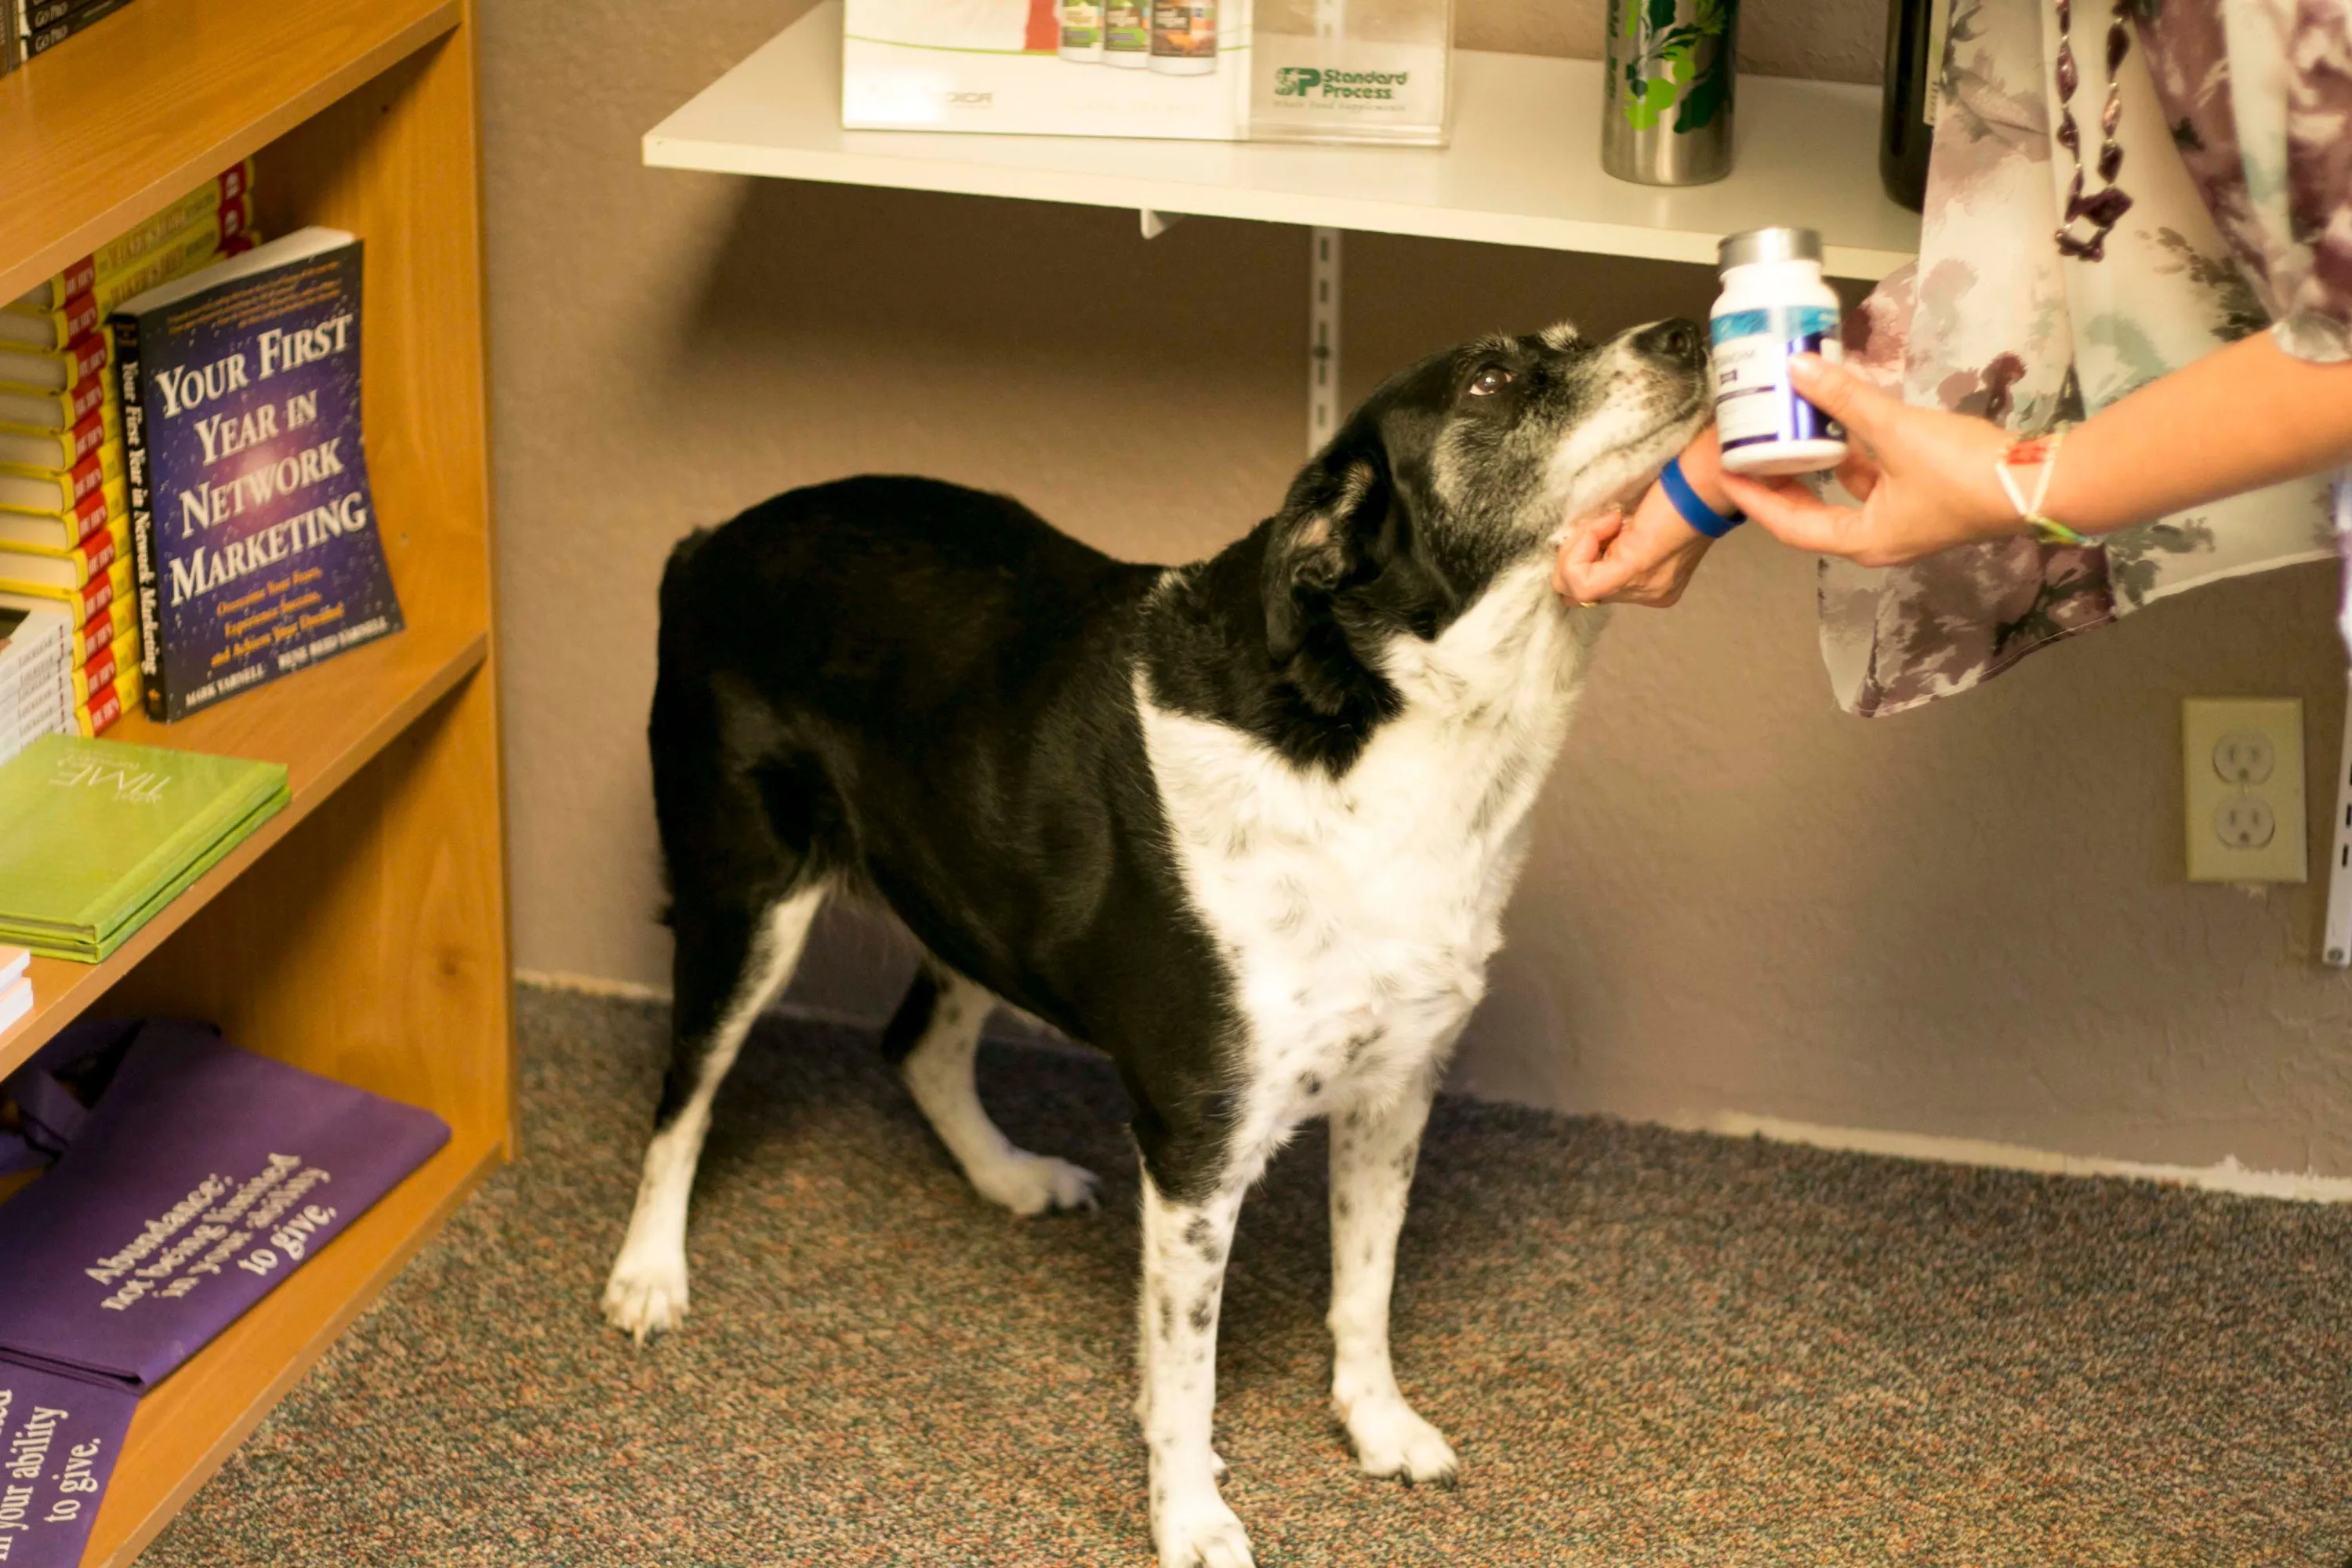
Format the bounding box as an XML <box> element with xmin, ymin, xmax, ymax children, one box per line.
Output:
<box><xmin>1879</xmin><ymin>0</ymin><xmax>1950</xmax><ymax>212</ymax></box>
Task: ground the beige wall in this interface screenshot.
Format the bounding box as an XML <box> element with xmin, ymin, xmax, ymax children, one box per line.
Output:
<box><xmin>477</xmin><ymin>0</ymin><xmax>2352</xmax><ymax>1178</ymax></box>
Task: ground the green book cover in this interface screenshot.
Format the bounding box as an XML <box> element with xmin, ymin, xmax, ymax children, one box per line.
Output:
<box><xmin>0</xmin><ymin>734</ymin><xmax>289</xmax><ymax>961</ymax></box>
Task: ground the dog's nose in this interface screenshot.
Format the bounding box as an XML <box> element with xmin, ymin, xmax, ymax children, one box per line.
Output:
<box><xmin>1635</xmin><ymin>318</ymin><xmax>1704</xmax><ymax>368</ymax></box>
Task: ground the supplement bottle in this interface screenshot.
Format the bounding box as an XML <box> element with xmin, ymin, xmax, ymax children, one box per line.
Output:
<box><xmin>1711</xmin><ymin>227</ymin><xmax>1850</xmax><ymax>477</ymax></box>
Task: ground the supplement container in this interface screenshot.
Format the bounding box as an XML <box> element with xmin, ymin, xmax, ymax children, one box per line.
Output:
<box><xmin>1104</xmin><ymin>0</ymin><xmax>1149</xmax><ymax>65</ymax></box>
<box><xmin>1150</xmin><ymin>0</ymin><xmax>1217</xmax><ymax>74</ymax></box>
<box><xmin>1711</xmin><ymin>227</ymin><xmax>1849</xmax><ymax>477</ymax></box>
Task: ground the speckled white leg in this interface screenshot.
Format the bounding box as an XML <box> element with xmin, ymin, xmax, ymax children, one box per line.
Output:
<box><xmin>1328</xmin><ymin>1072</ymin><xmax>1457</xmax><ymax>1483</ymax></box>
<box><xmin>1138</xmin><ymin>1174</ymin><xmax>1254</xmax><ymax>1568</ymax></box>
<box><xmin>603</xmin><ymin>886</ymin><xmax>823</xmax><ymax>1343</ymax></box>
<box><xmin>901</xmin><ymin>972</ymin><xmax>1099</xmax><ymax>1215</ymax></box>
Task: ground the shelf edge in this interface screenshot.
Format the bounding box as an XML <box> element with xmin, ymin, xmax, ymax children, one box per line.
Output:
<box><xmin>644</xmin><ymin>130</ymin><xmax>1913</xmax><ymax>278</ymax></box>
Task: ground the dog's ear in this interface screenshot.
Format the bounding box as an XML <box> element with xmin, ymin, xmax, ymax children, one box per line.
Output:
<box><xmin>1262</xmin><ymin>455</ymin><xmax>1383</xmax><ymax>667</ymax></box>
<box><xmin>1263</xmin><ymin>445</ymin><xmax>1463</xmax><ymax>670</ymax></box>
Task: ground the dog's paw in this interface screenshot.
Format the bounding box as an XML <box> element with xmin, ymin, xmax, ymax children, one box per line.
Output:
<box><xmin>1340</xmin><ymin>1394</ymin><xmax>1459</xmax><ymax>1485</ymax></box>
<box><xmin>971</xmin><ymin>1150</ymin><xmax>1100</xmax><ymax>1216</ymax></box>
<box><xmin>601</xmin><ymin>1248</ymin><xmax>689</xmax><ymax>1345</ymax></box>
<box><xmin>1154</xmin><ymin>1497</ymin><xmax>1254</xmax><ymax>1568</ymax></box>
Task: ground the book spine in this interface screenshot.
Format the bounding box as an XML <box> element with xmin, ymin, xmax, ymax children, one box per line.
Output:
<box><xmin>113</xmin><ymin>312</ymin><xmax>164</xmax><ymax>720</ymax></box>
<box><xmin>24</xmin><ymin>0</ymin><xmax>129</xmax><ymax>57</ymax></box>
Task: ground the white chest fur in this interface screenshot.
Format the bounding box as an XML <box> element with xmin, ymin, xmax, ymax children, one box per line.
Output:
<box><xmin>1138</xmin><ymin>561</ymin><xmax>1602</xmax><ymax>1160</ymax></box>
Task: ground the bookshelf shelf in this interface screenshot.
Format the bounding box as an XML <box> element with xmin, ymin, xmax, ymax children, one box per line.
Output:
<box><xmin>642</xmin><ymin>0</ymin><xmax>1920</xmax><ymax>281</ymax></box>
<box><xmin>0</xmin><ymin>0</ymin><xmax>461</xmax><ymax>303</ymax></box>
<box><xmin>0</xmin><ymin>625</ymin><xmax>490</xmax><ymax>1073</ymax></box>
<box><xmin>0</xmin><ymin>1</ymin><xmax>509</xmax><ymax>1564</ymax></box>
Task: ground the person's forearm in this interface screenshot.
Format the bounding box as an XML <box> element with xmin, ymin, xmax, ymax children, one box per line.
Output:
<box><xmin>2047</xmin><ymin>332</ymin><xmax>2352</xmax><ymax>535</ymax></box>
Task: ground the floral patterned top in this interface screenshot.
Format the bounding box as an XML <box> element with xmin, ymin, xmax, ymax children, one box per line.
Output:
<box><xmin>1821</xmin><ymin>0</ymin><xmax>2352</xmax><ymax>718</ymax></box>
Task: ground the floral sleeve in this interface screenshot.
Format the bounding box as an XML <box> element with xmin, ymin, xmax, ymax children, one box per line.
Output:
<box><xmin>2135</xmin><ymin>0</ymin><xmax>2352</xmax><ymax>365</ymax></box>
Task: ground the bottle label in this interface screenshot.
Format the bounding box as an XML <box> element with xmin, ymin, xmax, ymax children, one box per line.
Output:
<box><xmin>1711</xmin><ymin>306</ymin><xmax>1846</xmax><ymax>452</ymax></box>
<box><xmin>1105</xmin><ymin>0</ymin><xmax>1147</xmax><ymax>49</ymax></box>
<box><xmin>1062</xmin><ymin>1</ymin><xmax>1103</xmax><ymax>47</ymax></box>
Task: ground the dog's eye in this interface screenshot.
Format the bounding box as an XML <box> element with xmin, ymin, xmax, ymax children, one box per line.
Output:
<box><xmin>1468</xmin><ymin>365</ymin><xmax>1514</xmax><ymax>397</ymax></box>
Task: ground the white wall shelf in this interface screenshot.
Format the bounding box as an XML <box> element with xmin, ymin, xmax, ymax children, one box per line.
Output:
<box><xmin>643</xmin><ymin>0</ymin><xmax>1921</xmax><ymax>281</ymax></box>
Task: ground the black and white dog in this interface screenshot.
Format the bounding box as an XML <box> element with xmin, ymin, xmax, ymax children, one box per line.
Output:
<box><xmin>605</xmin><ymin>318</ymin><xmax>1711</xmax><ymax>1566</ymax></box>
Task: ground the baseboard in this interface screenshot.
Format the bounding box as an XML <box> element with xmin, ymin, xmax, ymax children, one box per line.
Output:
<box><xmin>514</xmin><ymin>969</ymin><xmax>670</xmax><ymax>1004</ymax></box>
<box><xmin>1698</xmin><ymin>1111</ymin><xmax>2352</xmax><ymax>1205</ymax></box>
<box><xmin>512</xmin><ymin>973</ymin><xmax>2350</xmax><ymax>1203</ymax></box>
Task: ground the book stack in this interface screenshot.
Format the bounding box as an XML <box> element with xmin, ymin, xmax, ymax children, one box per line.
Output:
<box><xmin>0</xmin><ymin>735</ymin><xmax>289</xmax><ymax>963</ymax></box>
<box><xmin>0</xmin><ymin>594</ymin><xmax>71</xmax><ymax>768</ymax></box>
<box><xmin>0</xmin><ymin>162</ymin><xmax>253</xmax><ymax>738</ymax></box>
<box><xmin>2</xmin><ymin>0</ymin><xmax>141</xmax><ymax>71</ymax></box>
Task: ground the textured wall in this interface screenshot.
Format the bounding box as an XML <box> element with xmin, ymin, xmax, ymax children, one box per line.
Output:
<box><xmin>477</xmin><ymin>0</ymin><xmax>2352</xmax><ymax>1177</ymax></box>
<box><xmin>1458</xmin><ymin>0</ymin><xmax>1886</xmax><ymax>82</ymax></box>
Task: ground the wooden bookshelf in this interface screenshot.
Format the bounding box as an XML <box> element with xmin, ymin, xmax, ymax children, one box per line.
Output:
<box><xmin>0</xmin><ymin>1</ymin><xmax>510</xmax><ymax>1563</ymax></box>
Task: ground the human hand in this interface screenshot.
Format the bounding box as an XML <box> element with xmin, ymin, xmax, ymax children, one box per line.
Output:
<box><xmin>1715</xmin><ymin>354</ymin><xmax>2025</xmax><ymax>567</ymax></box>
<box><xmin>1553</xmin><ymin>428</ymin><xmax>1726</xmax><ymax>608</ymax></box>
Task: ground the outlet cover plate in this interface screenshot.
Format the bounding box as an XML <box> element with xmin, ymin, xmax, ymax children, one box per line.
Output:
<box><xmin>2184</xmin><ymin>698</ymin><xmax>2306</xmax><ymax>883</ymax></box>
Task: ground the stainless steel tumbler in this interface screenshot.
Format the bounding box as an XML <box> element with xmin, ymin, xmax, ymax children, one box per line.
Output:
<box><xmin>1601</xmin><ymin>0</ymin><xmax>1738</xmax><ymax>186</ymax></box>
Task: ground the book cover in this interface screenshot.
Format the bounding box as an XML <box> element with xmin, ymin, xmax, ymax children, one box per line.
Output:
<box><xmin>0</xmin><ymin>735</ymin><xmax>289</xmax><ymax>961</ymax></box>
<box><xmin>0</xmin><ymin>1017</ymin><xmax>451</xmax><ymax>1388</ymax></box>
<box><xmin>114</xmin><ymin>230</ymin><xmax>401</xmax><ymax>721</ymax></box>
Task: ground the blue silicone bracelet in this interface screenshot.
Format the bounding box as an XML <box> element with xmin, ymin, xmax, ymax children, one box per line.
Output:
<box><xmin>1660</xmin><ymin>456</ymin><xmax>1744</xmax><ymax>539</ymax></box>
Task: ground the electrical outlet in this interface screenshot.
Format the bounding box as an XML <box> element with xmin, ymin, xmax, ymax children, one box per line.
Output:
<box><xmin>2183</xmin><ymin>698</ymin><xmax>2305</xmax><ymax>883</ymax></box>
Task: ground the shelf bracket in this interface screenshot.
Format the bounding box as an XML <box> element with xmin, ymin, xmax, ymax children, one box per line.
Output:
<box><xmin>2327</xmin><ymin>481</ymin><xmax>2352</xmax><ymax>967</ymax></box>
<box><xmin>1308</xmin><ymin>226</ymin><xmax>1340</xmax><ymax>455</ymax></box>
<box><xmin>1139</xmin><ymin>208</ymin><xmax>1186</xmax><ymax>239</ymax></box>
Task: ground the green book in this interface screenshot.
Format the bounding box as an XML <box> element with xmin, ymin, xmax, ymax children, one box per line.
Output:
<box><xmin>0</xmin><ymin>734</ymin><xmax>289</xmax><ymax>962</ymax></box>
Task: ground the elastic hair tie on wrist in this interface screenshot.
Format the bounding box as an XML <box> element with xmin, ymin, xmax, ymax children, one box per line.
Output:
<box><xmin>1660</xmin><ymin>456</ymin><xmax>1744</xmax><ymax>539</ymax></box>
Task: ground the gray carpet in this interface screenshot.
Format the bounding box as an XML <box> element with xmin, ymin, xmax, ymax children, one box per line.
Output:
<box><xmin>144</xmin><ymin>986</ymin><xmax>2350</xmax><ymax>1566</ymax></box>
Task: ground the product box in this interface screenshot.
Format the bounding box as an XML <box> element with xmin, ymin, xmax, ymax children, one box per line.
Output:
<box><xmin>840</xmin><ymin>0</ymin><xmax>1450</xmax><ymax>143</ymax></box>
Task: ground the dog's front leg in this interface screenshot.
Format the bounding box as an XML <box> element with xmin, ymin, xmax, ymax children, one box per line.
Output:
<box><xmin>1327</xmin><ymin>1071</ymin><xmax>1458</xmax><ymax>1483</ymax></box>
<box><xmin>1138</xmin><ymin>1173</ymin><xmax>1254</xmax><ymax>1568</ymax></box>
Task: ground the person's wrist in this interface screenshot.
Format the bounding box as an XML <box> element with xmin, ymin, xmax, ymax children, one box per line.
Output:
<box><xmin>1660</xmin><ymin>454</ymin><xmax>1744</xmax><ymax>539</ymax></box>
<box><xmin>1677</xmin><ymin>429</ymin><xmax>1734</xmax><ymax>515</ymax></box>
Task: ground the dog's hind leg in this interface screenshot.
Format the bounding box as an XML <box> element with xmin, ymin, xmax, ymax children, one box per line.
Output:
<box><xmin>1327</xmin><ymin>1065</ymin><xmax>1457</xmax><ymax>1483</ymax></box>
<box><xmin>603</xmin><ymin>882</ymin><xmax>825</xmax><ymax>1342</ymax></box>
<box><xmin>884</xmin><ymin>964</ymin><xmax>1099</xmax><ymax>1215</ymax></box>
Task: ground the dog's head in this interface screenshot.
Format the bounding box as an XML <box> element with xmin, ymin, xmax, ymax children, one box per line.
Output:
<box><xmin>1261</xmin><ymin>319</ymin><xmax>1709</xmax><ymax>666</ymax></box>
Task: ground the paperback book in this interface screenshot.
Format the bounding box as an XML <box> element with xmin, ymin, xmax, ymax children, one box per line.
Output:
<box><xmin>111</xmin><ymin>228</ymin><xmax>402</xmax><ymax>720</ymax></box>
<box><xmin>0</xmin><ymin>735</ymin><xmax>289</xmax><ymax>962</ymax></box>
